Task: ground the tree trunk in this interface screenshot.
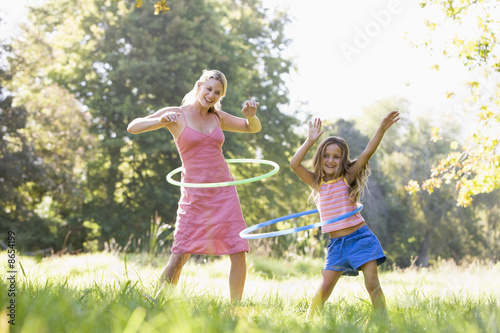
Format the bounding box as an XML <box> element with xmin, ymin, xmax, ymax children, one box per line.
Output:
<box><xmin>416</xmin><ymin>230</ymin><xmax>430</xmax><ymax>267</ymax></box>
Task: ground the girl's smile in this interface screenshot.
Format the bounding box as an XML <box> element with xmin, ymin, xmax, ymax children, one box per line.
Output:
<box><xmin>322</xmin><ymin>143</ymin><xmax>342</xmax><ymax>179</ymax></box>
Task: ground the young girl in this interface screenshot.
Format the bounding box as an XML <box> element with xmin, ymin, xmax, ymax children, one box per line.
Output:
<box><xmin>290</xmin><ymin>111</ymin><xmax>400</xmax><ymax>318</ymax></box>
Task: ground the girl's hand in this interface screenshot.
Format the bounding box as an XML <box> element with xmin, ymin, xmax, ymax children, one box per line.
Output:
<box><xmin>380</xmin><ymin>111</ymin><xmax>400</xmax><ymax>131</ymax></box>
<box><xmin>160</xmin><ymin>111</ymin><xmax>180</xmax><ymax>124</ymax></box>
<box><xmin>308</xmin><ymin>118</ymin><xmax>325</xmax><ymax>142</ymax></box>
<box><xmin>241</xmin><ymin>100</ymin><xmax>259</xmax><ymax>118</ymax></box>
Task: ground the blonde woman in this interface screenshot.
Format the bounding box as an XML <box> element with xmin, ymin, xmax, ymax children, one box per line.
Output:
<box><xmin>128</xmin><ymin>69</ymin><xmax>261</xmax><ymax>302</ymax></box>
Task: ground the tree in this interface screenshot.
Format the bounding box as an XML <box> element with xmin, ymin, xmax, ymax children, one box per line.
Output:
<box><xmin>407</xmin><ymin>0</ymin><xmax>500</xmax><ymax>206</ymax></box>
<box><xmin>12</xmin><ymin>0</ymin><xmax>304</xmax><ymax>251</ymax></box>
<box><xmin>352</xmin><ymin>98</ymin><xmax>487</xmax><ymax>267</ymax></box>
<box><xmin>1</xmin><ymin>39</ymin><xmax>95</xmax><ymax>250</ymax></box>
<box><xmin>395</xmin><ymin>113</ymin><xmax>493</xmax><ymax>266</ymax></box>
<box><xmin>0</xmin><ymin>46</ymin><xmax>47</xmax><ymax>243</ymax></box>
<box><xmin>401</xmin><ymin>117</ymin><xmax>478</xmax><ymax>267</ymax></box>
<box><xmin>114</xmin><ymin>0</ymin><xmax>171</xmax><ymax>15</ymax></box>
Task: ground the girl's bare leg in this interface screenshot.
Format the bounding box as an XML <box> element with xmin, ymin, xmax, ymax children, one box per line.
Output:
<box><xmin>307</xmin><ymin>270</ymin><xmax>343</xmax><ymax>319</ymax></box>
<box><xmin>360</xmin><ymin>260</ymin><xmax>387</xmax><ymax>316</ymax></box>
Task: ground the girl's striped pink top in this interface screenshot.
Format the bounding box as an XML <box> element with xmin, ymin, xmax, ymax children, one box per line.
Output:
<box><xmin>314</xmin><ymin>177</ymin><xmax>365</xmax><ymax>233</ymax></box>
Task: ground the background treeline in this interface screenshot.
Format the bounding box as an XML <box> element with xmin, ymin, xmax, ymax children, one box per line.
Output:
<box><xmin>1</xmin><ymin>0</ymin><xmax>498</xmax><ymax>268</ymax></box>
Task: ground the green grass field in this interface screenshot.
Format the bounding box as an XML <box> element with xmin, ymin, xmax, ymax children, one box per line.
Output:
<box><xmin>1</xmin><ymin>252</ymin><xmax>499</xmax><ymax>332</ymax></box>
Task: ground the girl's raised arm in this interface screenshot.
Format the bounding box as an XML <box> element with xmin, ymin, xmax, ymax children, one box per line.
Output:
<box><xmin>347</xmin><ymin>111</ymin><xmax>400</xmax><ymax>183</ymax></box>
<box><xmin>290</xmin><ymin>118</ymin><xmax>324</xmax><ymax>188</ymax></box>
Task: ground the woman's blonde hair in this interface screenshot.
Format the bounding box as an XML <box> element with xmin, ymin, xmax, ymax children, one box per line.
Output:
<box><xmin>311</xmin><ymin>136</ymin><xmax>371</xmax><ymax>203</ymax></box>
<box><xmin>181</xmin><ymin>69</ymin><xmax>227</xmax><ymax>114</ymax></box>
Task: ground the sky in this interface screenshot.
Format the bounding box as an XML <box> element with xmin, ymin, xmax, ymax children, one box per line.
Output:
<box><xmin>0</xmin><ymin>0</ymin><xmax>34</xmax><ymax>35</ymax></box>
<box><xmin>261</xmin><ymin>0</ymin><xmax>480</xmax><ymax>125</ymax></box>
<box><xmin>0</xmin><ymin>0</ymin><xmax>482</xmax><ymax>126</ymax></box>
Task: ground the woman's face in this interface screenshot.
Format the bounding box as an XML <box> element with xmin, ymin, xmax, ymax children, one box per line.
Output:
<box><xmin>196</xmin><ymin>78</ymin><xmax>224</xmax><ymax>108</ymax></box>
<box><xmin>322</xmin><ymin>143</ymin><xmax>343</xmax><ymax>180</ymax></box>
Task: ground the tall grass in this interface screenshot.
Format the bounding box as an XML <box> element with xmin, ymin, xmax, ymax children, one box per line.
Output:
<box><xmin>1</xmin><ymin>253</ymin><xmax>499</xmax><ymax>332</ymax></box>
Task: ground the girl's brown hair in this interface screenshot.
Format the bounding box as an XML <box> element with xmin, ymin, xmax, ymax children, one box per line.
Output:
<box><xmin>310</xmin><ymin>136</ymin><xmax>371</xmax><ymax>202</ymax></box>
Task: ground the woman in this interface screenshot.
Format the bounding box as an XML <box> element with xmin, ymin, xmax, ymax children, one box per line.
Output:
<box><xmin>127</xmin><ymin>69</ymin><xmax>261</xmax><ymax>302</ymax></box>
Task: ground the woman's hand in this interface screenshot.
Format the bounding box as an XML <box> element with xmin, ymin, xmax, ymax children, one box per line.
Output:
<box><xmin>241</xmin><ymin>100</ymin><xmax>259</xmax><ymax>118</ymax></box>
<box><xmin>308</xmin><ymin>118</ymin><xmax>325</xmax><ymax>142</ymax></box>
<box><xmin>160</xmin><ymin>111</ymin><xmax>180</xmax><ymax>124</ymax></box>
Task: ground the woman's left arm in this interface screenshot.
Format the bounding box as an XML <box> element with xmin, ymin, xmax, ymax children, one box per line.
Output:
<box><xmin>219</xmin><ymin>100</ymin><xmax>262</xmax><ymax>133</ymax></box>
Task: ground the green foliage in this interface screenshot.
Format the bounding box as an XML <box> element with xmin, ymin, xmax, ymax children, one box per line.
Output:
<box><xmin>10</xmin><ymin>0</ymin><xmax>303</xmax><ymax>251</ymax></box>
<box><xmin>148</xmin><ymin>210</ymin><xmax>174</xmax><ymax>255</ymax></box>
<box><xmin>413</xmin><ymin>0</ymin><xmax>500</xmax><ymax>206</ymax></box>
<box><xmin>114</xmin><ymin>0</ymin><xmax>171</xmax><ymax>15</ymax></box>
<box><xmin>1</xmin><ymin>44</ymin><xmax>88</xmax><ymax>250</ymax></box>
<box><xmin>325</xmin><ymin>98</ymin><xmax>499</xmax><ymax>268</ymax></box>
<box><xmin>1</xmin><ymin>253</ymin><xmax>499</xmax><ymax>332</ymax></box>
<box><xmin>248</xmin><ymin>255</ymin><xmax>323</xmax><ymax>279</ymax></box>
<box><xmin>3</xmin><ymin>0</ymin><xmax>500</xmax><ymax>268</ymax></box>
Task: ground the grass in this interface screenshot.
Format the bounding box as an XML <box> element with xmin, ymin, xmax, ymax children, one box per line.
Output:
<box><xmin>1</xmin><ymin>252</ymin><xmax>499</xmax><ymax>332</ymax></box>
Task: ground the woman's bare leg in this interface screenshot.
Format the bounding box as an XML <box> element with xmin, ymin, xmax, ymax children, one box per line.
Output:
<box><xmin>155</xmin><ymin>253</ymin><xmax>190</xmax><ymax>298</ymax></box>
<box><xmin>228</xmin><ymin>252</ymin><xmax>246</xmax><ymax>302</ymax></box>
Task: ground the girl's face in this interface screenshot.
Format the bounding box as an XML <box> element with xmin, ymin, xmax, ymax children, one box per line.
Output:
<box><xmin>322</xmin><ymin>143</ymin><xmax>343</xmax><ymax>180</ymax></box>
<box><xmin>196</xmin><ymin>78</ymin><xmax>224</xmax><ymax>108</ymax></box>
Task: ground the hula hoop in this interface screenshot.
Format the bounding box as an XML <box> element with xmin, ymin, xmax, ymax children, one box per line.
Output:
<box><xmin>166</xmin><ymin>158</ymin><xmax>279</xmax><ymax>188</ymax></box>
<box><xmin>239</xmin><ymin>203</ymin><xmax>363</xmax><ymax>239</ymax></box>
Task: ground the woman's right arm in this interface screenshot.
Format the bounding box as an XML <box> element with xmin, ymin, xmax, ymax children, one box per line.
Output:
<box><xmin>127</xmin><ymin>107</ymin><xmax>180</xmax><ymax>134</ymax></box>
